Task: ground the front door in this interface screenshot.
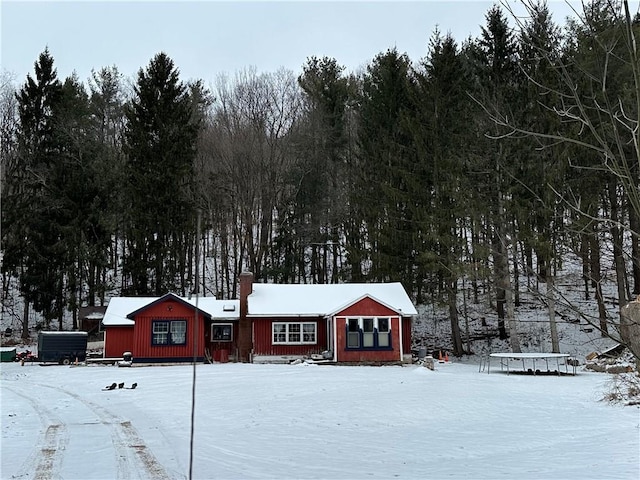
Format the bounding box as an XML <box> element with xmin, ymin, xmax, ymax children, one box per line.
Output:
<box><xmin>207</xmin><ymin>321</ymin><xmax>237</xmax><ymax>362</ymax></box>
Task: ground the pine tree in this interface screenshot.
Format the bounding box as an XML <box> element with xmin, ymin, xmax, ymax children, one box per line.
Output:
<box><xmin>516</xmin><ymin>2</ymin><xmax>566</xmax><ymax>351</ymax></box>
<box><xmin>123</xmin><ymin>53</ymin><xmax>200</xmax><ymax>295</ymax></box>
<box><xmin>282</xmin><ymin>56</ymin><xmax>350</xmax><ymax>284</ymax></box>
<box><xmin>414</xmin><ymin>31</ymin><xmax>475</xmax><ymax>356</ymax></box>
<box><xmin>355</xmin><ymin>49</ymin><xmax>418</xmax><ymax>291</ymax></box>
<box><xmin>7</xmin><ymin>49</ymin><xmax>64</xmax><ymax>330</ymax></box>
<box><xmin>86</xmin><ymin>66</ymin><xmax>126</xmax><ymax>305</ymax></box>
<box><xmin>471</xmin><ymin>5</ymin><xmax>521</xmax><ymax>351</ymax></box>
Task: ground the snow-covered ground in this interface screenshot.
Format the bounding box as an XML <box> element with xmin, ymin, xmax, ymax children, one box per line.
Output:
<box><xmin>1</xmin><ymin>360</ymin><xmax>638</xmax><ymax>480</ymax></box>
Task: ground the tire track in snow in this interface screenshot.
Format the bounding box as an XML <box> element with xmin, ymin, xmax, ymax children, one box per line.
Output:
<box><xmin>33</xmin><ymin>383</ymin><xmax>172</xmax><ymax>480</ymax></box>
<box><xmin>2</xmin><ymin>385</ymin><xmax>70</xmax><ymax>480</ymax></box>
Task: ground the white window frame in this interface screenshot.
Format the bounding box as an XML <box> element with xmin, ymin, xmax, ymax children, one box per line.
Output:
<box><xmin>272</xmin><ymin>322</ymin><xmax>317</xmax><ymax>345</ymax></box>
<box><xmin>152</xmin><ymin>319</ymin><xmax>187</xmax><ymax>346</ymax></box>
<box><xmin>345</xmin><ymin>317</ymin><xmax>391</xmax><ymax>349</ymax></box>
<box><xmin>377</xmin><ymin>317</ymin><xmax>390</xmax><ymax>347</ymax></box>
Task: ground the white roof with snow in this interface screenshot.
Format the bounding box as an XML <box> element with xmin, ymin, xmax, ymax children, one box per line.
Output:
<box><xmin>248</xmin><ymin>282</ymin><xmax>417</xmax><ymax>317</ymax></box>
<box><xmin>102</xmin><ymin>296</ymin><xmax>240</xmax><ymax>326</ymax></box>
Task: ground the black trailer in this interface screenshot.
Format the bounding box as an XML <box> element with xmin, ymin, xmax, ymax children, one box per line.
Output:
<box><xmin>37</xmin><ymin>331</ymin><xmax>88</xmax><ymax>365</ymax></box>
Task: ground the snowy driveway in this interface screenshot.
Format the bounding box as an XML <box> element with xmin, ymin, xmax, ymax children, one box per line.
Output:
<box><xmin>2</xmin><ymin>361</ymin><xmax>639</xmax><ymax>479</ymax></box>
<box><xmin>3</xmin><ymin>372</ymin><xmax>172</xmax><ymax>479</ymax></box>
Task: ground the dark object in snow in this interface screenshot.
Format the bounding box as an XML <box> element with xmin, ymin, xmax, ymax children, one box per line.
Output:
<box><xmin>118</xmin><ymin>382</ymin><xmax>125</xmax><ymax>389</ymax></box>
<box><xmin>103</xmin><ymin>382</ymin><xmax>117</xmax><ymax>391</ymax></box>
<box><xmin>128</xmin><ymin>383</ymin><xmax>137</xmax><ymax>389</ymax></box>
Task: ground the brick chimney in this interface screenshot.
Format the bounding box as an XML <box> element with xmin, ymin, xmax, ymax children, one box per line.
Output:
<box><xmin>238</xmin><ymin>272</ymin><xmax>254</xmax><ymax>362</ymax></box>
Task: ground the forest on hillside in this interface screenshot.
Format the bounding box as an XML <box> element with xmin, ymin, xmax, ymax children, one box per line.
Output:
<box><xmin>1</xmin><ymin>1</ymin><xmax>639</xmax><ymax>357</ymax></box>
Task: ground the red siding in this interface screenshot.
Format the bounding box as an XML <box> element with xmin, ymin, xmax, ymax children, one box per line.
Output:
<box><xmin>402</xmin><ymin>316</ymin><xmax>412</xmax><ymax>354</ymax></box>
<box><xmin>104</xmin><ymin>326</ymin><xmax>134</xmax><ymax>358</ymax></box>
<box><xmin>206</xmin><ymin>320</ymin><xmax>239</xmax><ymax>361</ymax></box>
<box><xmin>333</xmin><ymin>296</ymin><xmax>411</xmax><ymax>363</ymax></box>
<box><xmin>132</xmin><ymin>299</ymin><xmax>205</xmax><ymax>362</ymax></box>
<box><xmin>252</xmin><ymin>316</ymin><xmax>327</xmax><ymax>356</ymax></box>
<box><xmin>335</xmin><ymin>316</ymin><xmax>402</xmax><ymax>363</ymax></box>
<box><xmin>337</xmin><ymin>296</ymin><xmax>399</xmax><ymax>317</ymax></box>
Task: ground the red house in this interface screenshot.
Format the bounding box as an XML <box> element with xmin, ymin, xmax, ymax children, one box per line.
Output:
<box><xmin>102</xmin><ymin>294</ymin><xmax>239</xmax><ymax>363</ymax></box>
<box><xmin>240</xmin><ymin>273</ymin><xmax>417</xmax><ymax>364</ymax></box>
<box><xmin>102</xmin><ymin>275</ymin><xmax>417</xmax><ymax>365</ymax></box>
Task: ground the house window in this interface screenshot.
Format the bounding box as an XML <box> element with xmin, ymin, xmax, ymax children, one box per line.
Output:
<box><xmin>272</xmin><ymin>322</ymin><xmax>316</xmax><ymax>344</ymax></box>
<box><xmin>345</xmin><ymin>317</ymin><xmax>391</xmax><ymax>350</ymax></box>
<box><xmin>273</xmin><ymin>323</ymin><xmax>287</xmax><ymax>343</ymax></box>
<box><xmin>378</xmin><ymin>318</ymin><xmax>390</xmax><ymax>347</ymax></box>
<box><xmin>289</xmin><ymin>323</ymin><xmax>301</xmax><ymax>342</ymax></box>
<box><xmin>347</xmin><ymin>318</ymin><xmax>360</xmax><ymax>348</ymax></box>
<box><xmin>212</xmin><ymin>323</ymin><xmax>233</xmax><ymax>342</ymax></box>
<box><xmin>303</xmin><ymin>323</ymin><xmax>315</xmax><ymax>342</ymax></box>
<box><xmin>152</xmin><ymin>320</ymin><xmax>187</xmax><ymax>345</ymax></box>
<box><xmin>363</xmin><ymin>318</ymin><xmax>374</xmax><ymax>347</ymax></box>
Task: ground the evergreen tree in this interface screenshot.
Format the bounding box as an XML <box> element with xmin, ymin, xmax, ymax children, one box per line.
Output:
<box><xmin>275</xmin><ymin>56</ymin><xmax>350</xmax><ymax>284</ymax></box>
<box><xmin>516</xmin><ymin>2</ymin><xmax>566</xmax><ymax>351</ymax></box>
<box><xmin>414</xmin><ymin>31</ymin><xmax>475</xmax><ymax>355</ymax></box>
<box><xmin>6</xmin><ymin>49</ymin><xmax>64</xmax><ymax>330</ymax></box>
<box><xmin>471</xmin><ymin>5</ymin><xmax>521</xmax><ymax>351</ymax></box>
<box><xmin>355</xmin><ymin>49</ymin><xmax>417</xmax><ymax>291</ymax></box>
<box><xmin>86</xmin><ymin>66</ymin><xmax>127</xmax><ymax>305</ymax></box>
<box><xmin>123</xmin><ymin>53</ymin><xmax>200</xmax><ymax>295</ymax></box>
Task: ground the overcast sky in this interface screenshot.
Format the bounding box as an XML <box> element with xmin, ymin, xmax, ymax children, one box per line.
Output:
<box><xmin>1</xmin><ymin>1</ymin><xmax>630</xmax><ymax>86</ymax></box>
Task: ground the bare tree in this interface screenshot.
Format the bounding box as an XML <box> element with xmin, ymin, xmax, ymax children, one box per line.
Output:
<box><xmin>198</xmin><ymin>68</ymin><xmax>303</xmax><ymax>292</ymax></box>
<box><xmin>487</xmin><ymin>0</ymin><xmax>640</xmax><ymax>361</ymax></box>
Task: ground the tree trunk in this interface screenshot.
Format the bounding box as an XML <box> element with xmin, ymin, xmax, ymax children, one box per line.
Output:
<box><xmin>629</xmin><ymin>206</ymin><xmax>640</xmax><ymax>295</ymax></box>
<box><xmin>21</xmin><ymin>300</ymin><xmax>29</xmax><ymax>340</ymax></box>
<box><xmin>493</xmin><ymin>228</ymin><xmax>507</xmax><ymax>340</ymax></box>
<box><xmin>609</xmin><ymin>181</ymin><xmax>629</xmax><ymax>310</ymax></box>
<box><xmin>590</xmin><ymin>231</ymin><xmax>608</xmax><ymax>335</ymax></box>
<box><xmin>505</xmin><ymin>277</ymin><xmax>522</xmax><ymax>353</ymax></box>
<box><xmin>462</xmin><ymin>276</ymin><xmax>471</xmax><ymax>354</ymax></box>
<box><xmin>512</xmin><ymin>232</ymin><xmax>520</xmax><ymax>307</ymax></box>
<box><xmin>580</xmin><ymin>233</ymin><xmax>590</xmax><ymax>300</ymax></box>
<box><xmin>547</xmin><ymin>274</ymin><xmax>560</xmax><ymax>353</ymax></box>
<box><xmin>448</xmin><ymin>278</ymin><xmax>464</xmax><ymax>357</ymax></box>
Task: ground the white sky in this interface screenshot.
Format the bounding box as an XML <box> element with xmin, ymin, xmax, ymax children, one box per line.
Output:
<box><xmin>0</xmin><ymin>1</ymin><xmax>634</xmax><ymax>85</ymax></box>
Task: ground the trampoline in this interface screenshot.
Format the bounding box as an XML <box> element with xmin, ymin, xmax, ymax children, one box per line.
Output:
<box><xmin>488</xmin><ymin>352</ymin><xmax>576</xmax><ymax>375</ymax></box>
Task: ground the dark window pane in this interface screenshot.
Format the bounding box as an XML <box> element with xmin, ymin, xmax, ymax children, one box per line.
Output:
<box><xmin>348</xmin><ymin>319</ymin><xmax>359</xmax><ymax>332</ymax></box>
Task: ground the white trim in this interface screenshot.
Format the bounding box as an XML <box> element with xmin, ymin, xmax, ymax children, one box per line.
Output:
<box><xmin>272</xmin><ymin>322</ymin><xmax>317</xmax><ymax>345</ymax></box>
<box><xmin>344</xmin><ymin>316</ymin><xmax>392</xmax><ymax>349</ymax></box>
<box><xmin>399</xmin><ymin>316</ymin><xmax>403</xmax><ymax>362</ymax></box>
<box><xmin>326</xmin><ymin>294</ymin><xmax>404</xmax><ymax>318</ymax></box>
<box><xmin>332</xmin><ymin>317</ymin><xmax>338</xmax><ymax>362</ymax></box>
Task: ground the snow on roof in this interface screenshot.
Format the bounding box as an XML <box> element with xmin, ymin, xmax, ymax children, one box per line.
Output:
<box><xmin>102</xmin><ymin>296</ymin><xmax>240</xmax><ymax>326</ymax></box>
<box><xmin>248</xmin><ymin>282</ymin><xmax>417</xmax><ymax>317</ymax></box>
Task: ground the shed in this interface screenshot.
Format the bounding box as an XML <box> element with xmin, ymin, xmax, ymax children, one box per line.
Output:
<box><xmin>79</xmin><ymin>306</ymin><xmax>107</xmax><ymax>336</ymax></box>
